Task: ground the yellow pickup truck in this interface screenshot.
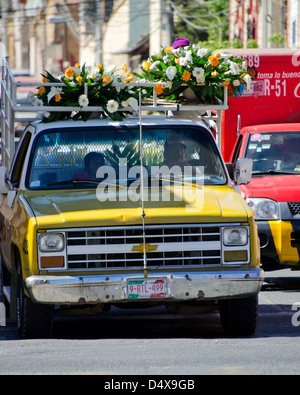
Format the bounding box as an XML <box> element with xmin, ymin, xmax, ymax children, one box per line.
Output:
<box><xmin>0</xmin><ymin>115</ymin><xmax>263</xmax><ymax>338</ymax></box>
<box><xmin>0</xmin><ymin>60</ymin><xmax>263</xmax><ymax>339</ymax></box>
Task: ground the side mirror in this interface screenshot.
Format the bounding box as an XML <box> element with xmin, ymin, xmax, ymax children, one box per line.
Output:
<box><xmin>234</xmin><ymin>158</ymin><xmax>252</xmax><ymax>185</ymax></box>
<box><xmin>0</xmin><ymin>166</ymin><xmax>9</xmax><ymax>194</ymax></box>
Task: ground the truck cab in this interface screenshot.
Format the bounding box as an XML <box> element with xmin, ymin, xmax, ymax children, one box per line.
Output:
<box><xmin>231</xmin><ymin>123</ymin><xmax>300</xmax><ymax>270</ymax></box>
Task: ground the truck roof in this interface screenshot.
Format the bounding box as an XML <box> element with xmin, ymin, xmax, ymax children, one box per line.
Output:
<box><xmin>240</xmin><ymin>123</ymin><xmax>300</xmax><ymax>133</ymax></box>
<box><xmin>31</xmin><ymin>116</ymin><xmax>211</xmax><ymax>133</ymax></box>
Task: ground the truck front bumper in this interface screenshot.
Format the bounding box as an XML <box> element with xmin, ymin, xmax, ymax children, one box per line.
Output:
<box><xmin>25</xmin><ymin>269</ymin><xmax>264</xmax><ymax>305</ymax></box>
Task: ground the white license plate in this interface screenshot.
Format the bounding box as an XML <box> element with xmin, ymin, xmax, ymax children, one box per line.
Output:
<box><xmin>128</xmin><ymin>278</ymin><xmax>167</xmax><ymax>299</ymax></box>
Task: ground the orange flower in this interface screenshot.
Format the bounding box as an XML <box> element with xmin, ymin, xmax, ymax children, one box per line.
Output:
<box><xmin>55</xmin><ymin>93</ymin><xmax>61</xmax><ymax>102</ymax></box>
<box><xmin>76</xmin><ymin>76</ymin><xmax>83</xmax><ymax>83</ymax></box>
<box><xmin>155</xmin><ymin>84</ymin><xmax>164</xmax><ymax>95</ymax></box>
<box><xmin>143</xmin><ymin>61</ymin><xmax>151</xmax><ymax>71</ymax></box>
<box><xmin>209</xmin><ymin>55</ymin><xmax>219</xmax><ymax>67</ymax></box>
<box><xmin>38</xmin><ymin>86</ymin><xmax>46</xmax><ymax>95</ymax></box>
<box><xmin>42</xmin><ymin>77</ymin><xmax>48</xmax><ymax>83</ymax></box>
<box><xmin>182</xmin><ymin>71</ymin><xmax>191</xmax><ymax>82</ymax></box>
<box><xmin>213</xmin><ymin>51</ymin><xmax>221</xmax><ymax>59</ymax></box>
<box><xmin>97</xmin><ymin>64</ymin><xmax>102</xmax><ymax>70</ymax></box>
<box><xmin>224</xmin><ymin>81</ymin><xmax>230</xmax><ymax>86</ymax></box>
<box><xmin>123</xmin><ymin>63</ymin><xmax>128</xmax><ymax>72</ymax></box>
<box><xmin>65</xmin><ymin>66</ymin><xmax>74</xmax><ymax>78</ymax></box>
<box><xmin>102</xmin><ymin>75</ymin><xmax>112</xmax><ymax>83</ymax></box>
<box><xmin>164</xmin><ymin>46</ymin><xmax>173</xmax><ymax>53</ymax></box>
<box><xmin>211</xmin><ymin>71</ymin><xmax>219</xmax><ymax>76</ymax></box>
<box><xmin>75</xmin><ymin>63</ymin><xmax>80</xmax><ymax>68</ymax></box>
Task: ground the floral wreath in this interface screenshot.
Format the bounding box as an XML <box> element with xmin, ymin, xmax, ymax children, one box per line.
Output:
<box><xmin>33</xmin><ymin>38</ymin><xmax>253</xmax><ymax>122</ymax></box>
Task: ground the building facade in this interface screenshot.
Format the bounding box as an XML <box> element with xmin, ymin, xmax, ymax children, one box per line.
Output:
<box><xmin>229</xmin><ymin>0</ymin><xmax>300</xmax><ymax>49</ymax></box>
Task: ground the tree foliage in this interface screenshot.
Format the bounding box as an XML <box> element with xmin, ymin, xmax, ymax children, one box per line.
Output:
<box><xmin>172</xmin><ymin>0</ymin><xmax>229</xmax><ymax>45</ymax></box>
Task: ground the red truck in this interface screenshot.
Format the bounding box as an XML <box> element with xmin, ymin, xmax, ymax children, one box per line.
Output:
<box><xmin>223</xmin><ymin>49</ymin><xmax>300</xmax><ymax>270</ymax></box>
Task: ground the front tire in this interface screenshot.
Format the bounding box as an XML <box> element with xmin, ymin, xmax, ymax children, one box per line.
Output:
<box><xmin>17</xmin><ymin>261</ymin><xmax>54</xmax><ymax>339</ymax></box>
<box><xmin>220</xmin><ymin>295</ymin><xmax>258</xmax><ymax>336</ymax></box>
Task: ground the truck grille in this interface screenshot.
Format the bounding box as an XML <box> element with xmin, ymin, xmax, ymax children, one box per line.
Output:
<box><xmin>288</xmin><ymin>202</ymin><xmax>300</xmax><ymax>216</ymax></box>
<box><xmin>66</xmin><ymin>225</ymin><xmax>221</xmax><ymax>270</ymax></box>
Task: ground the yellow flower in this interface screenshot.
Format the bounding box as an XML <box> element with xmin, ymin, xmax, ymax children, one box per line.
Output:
<box><xmin>211</xmin><ymin>71</ymin><xmax>219</xmax><ymax>76</ymax></box>
<box><xmin>143</xmin><ymin>61</ymin><xmax>151</xmax><ymax>71</ymax></box>
<box><xmin>155</xmin><ymin>84</ymin><xmax>164</xmax><ymax>95</ymax></box>
<box><xmin>76</xmin><ymin>75</ymin><xmax>83</xmax><ymax>83</ymax></box>
<box><xmin>123</xmin><ymin>64</ymin><xmax>128</xmax><ymax>72</ymax></box>
<box><xmin>75</xmin><ymin>63</ymin><xmax>80</xmax><ymax>68</ymax></box>
<box><xmin>65</xmin><ymin>66</ymin><xmax>74</xmax><ymax>78</ymax></box>
<box><xmin>164</xmin><ymin>46</ymin><xmax>173</xmax><ymax>53</ymax></box>
<box><xmin>55</xmin><ymin>93</ymin><xmax>61</xmax><ymax>102</ymax></box>
<box><xmin>182</xmin><ymin>71</ymin><xmax>191</xmax><ymax>82</ymax></box>
<box><xmin>38</xmin><ymin>86</ymin><xmax>46</xmax><ymax>95</ymax></box>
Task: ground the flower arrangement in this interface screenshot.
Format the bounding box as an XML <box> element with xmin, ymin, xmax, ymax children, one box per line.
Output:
<box><xmin>34</xmin><ymin>63</ymin><xmax>144</xmax><ymax>122</ymax></box>
<box><xmin>34</xmin><ymin>38</ymin><xmax>254</xmax><ymax>122</ymax></box>
<box><xmin>134</xmin><ymin>37</ymin><xmax>253</xmax><ymax>104</ymax></box>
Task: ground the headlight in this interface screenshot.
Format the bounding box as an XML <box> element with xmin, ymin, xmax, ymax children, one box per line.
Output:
<box><xmin>223</xmin><ymin>227</ymin><xmax>248</xmax><ymax>246</ymax></box>
<box><xmin>246</xmin><ymin>198</ymin><xmax>279</xmax><ymax>220</ymax></box>
<box><xmin>39</xmin><ymin>233</ymin><xmax>65</xmax><ymax>252</ymax></box>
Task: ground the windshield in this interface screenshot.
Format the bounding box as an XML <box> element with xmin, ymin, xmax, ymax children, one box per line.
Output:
<box><xmin>27</xmin><ymin>125</ymin><xmax>226</xmax><ymax>190</ymax></box>
<box><xmin>245</xmin><ymin>131</ymin><xmax>300</xmax><ymax>175</ymax></box>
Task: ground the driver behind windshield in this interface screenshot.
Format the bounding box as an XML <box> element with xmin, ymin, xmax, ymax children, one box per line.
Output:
<box><xmin>73</xmin><ymin>152</ymin><xmax>105</xmax><ymax>180</ymax></box>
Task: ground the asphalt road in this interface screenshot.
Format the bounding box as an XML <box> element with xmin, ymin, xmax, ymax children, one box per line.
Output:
<box><xmin>0</xmin><ymin>269</ymin><xmax>300</xmax><ymax>375</ymax></box>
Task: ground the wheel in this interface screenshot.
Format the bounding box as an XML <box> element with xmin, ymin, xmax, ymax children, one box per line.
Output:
<box><xmin>220</xmin><ymin>295</ymin><xmax>258</xmax><ymax>336</ymax></box>
<box><xmin>17</xmin><ymin>260</ymin><xmax>54</xmax><ymax>339</ymax></box>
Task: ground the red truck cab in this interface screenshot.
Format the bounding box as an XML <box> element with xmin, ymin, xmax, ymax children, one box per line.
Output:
<box><xmin>231</xmin><ymin>123</ymin><xmax>300</xmax><ymax>269</ymax></box>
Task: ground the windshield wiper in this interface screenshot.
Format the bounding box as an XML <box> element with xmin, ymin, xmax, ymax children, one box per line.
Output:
<box><xmin>47</xmin><ymin>179</ymin><xmax>99</xmax><ymax>186</ymax></box>
<box><xmin>252</xmin><ymin>170</ymin><xmax>297</xmax><ymax>175</ymax></box>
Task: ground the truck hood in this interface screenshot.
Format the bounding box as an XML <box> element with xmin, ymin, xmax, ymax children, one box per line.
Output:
<box><xmin>240</xmin><ymin>174</ymin><xmax>300</xmax><ymax>201</ymax></box>
<box><xmin>23</xmin><ymin>186</ymin><xmax>249</xmax><ymax>228</ymax></box>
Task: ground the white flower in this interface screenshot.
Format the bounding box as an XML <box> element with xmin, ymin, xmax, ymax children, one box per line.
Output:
<box><xmin>47</xmin><ymin>86</ymin><xmax>63</xmax><ymax>103</ymax></box>
<box><xmin>150</xmin><ymin>61</ymin><xmax>161</xmax><ymax>70</ymax></box>
<box><xmin>185</xmin><ymin>50</ymin><xmax>193</xmax><ymax>63</ymax></box>
<box><xmin>71</xmin><ymin>66</ymin><xmax>81</xmax><ymax>76</ymax></box>
<box><xmin>121</xmin><ymin>97</ymin><xmax>138</xmax><ymax>111</ymax></box>
<box><xmin>106</xmin><ymin>64</ymin><xmax>116</xmax><ymax>74</ymax></box>
<box><xmin>179</xmin><ymin>57</ymin><xmax>187</xmax><ymax>66</ymax></box>
<box><xmin>166</xmin><ymin>66</ymin><xmax>177</xmax><ymax>80</ymax></box>
<box><xmin>229</xmin><ymin>61</ymin><xmax>240</xmax><ymax>75</ymax></box>
<box><xmin>87</xmin><ymin>66</ymin><xmax>99</xmax><ymax>80</ymax></box>
<box><xmin>126</xmin><ymin>97</ymin><xmax>138</xmax><ymax>112</ymax></box>
<box><xmin>242</xmin><ymin>74</ymin><xmax>252</xmax><ymax>90</ymax></box>
<box><xmin>78</xmin><ymin>94</ymin><xmax>89</xmax><ymax>107</ymax></box>
<box><xmin>233</xmin><ymin>80</ymin><xmax>240</xmax><ymax>86</ymax></box>
<box><xmin>33</xmin><ymin>98</ymin><xmax>44</xmax><ymax>107</ymax></box>
<box><xmin>192</xmin><ymin>67</ymin><xmax>205</xmax><ymax>82</ymax></box>
<box><xmin>197</xmin><ymin>48</ymin><xmax>209</xmax><ymax>58</ymax></box>
<box><xmin>107</xmin><ymin>99</ymin><xmax>119</xmax><ymax>113</ymax></box>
